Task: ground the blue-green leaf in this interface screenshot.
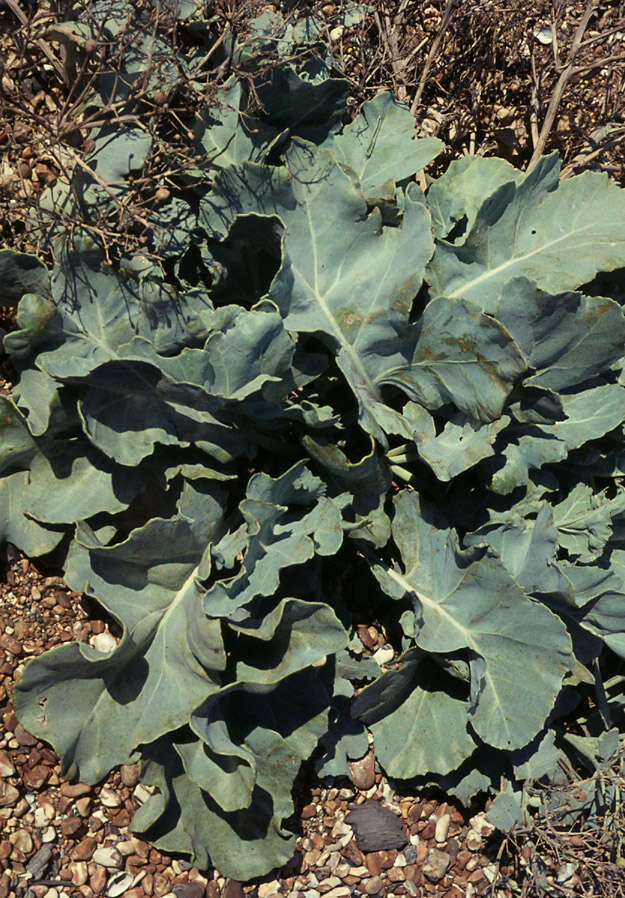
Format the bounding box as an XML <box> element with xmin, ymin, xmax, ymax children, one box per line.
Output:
<box><xmin>373</xmin><ymin>491</ymin><xmax>574</xmax><ymax>750</ymax></box>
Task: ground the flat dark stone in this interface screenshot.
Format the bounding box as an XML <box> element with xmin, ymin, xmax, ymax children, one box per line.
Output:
<box><xmin>346</xmin><ymin>799</ymin><xmax>408</xmax><ymax>852</ymax></box>
<box><xmin>26</xmin><ymin>844</ymin><xmax>53</xmax><ymax>879</ymax></box>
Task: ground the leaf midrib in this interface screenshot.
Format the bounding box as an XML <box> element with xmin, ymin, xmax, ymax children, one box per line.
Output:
<box><xmin>447</xmin><ymin>221</ymin><xmax>596</xmax><ymax>298</ymax></box>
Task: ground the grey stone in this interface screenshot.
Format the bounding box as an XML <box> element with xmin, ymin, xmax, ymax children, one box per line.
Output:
<box><xmin>422</xmin><ymin>848</ymin><xmax>451</xmax><ymax>883</ymax></box>
<box><xmin>346</xmin><ymin>800</ymin><xmax>407</xmax><ymax>852</ymax></box>
<box><xmin>26</xmin><ymin>844</ymin><xmax>53</xmax><ymax>879</ymax></box>
<box><xmin>173</xmin><ymin>883</ymin><xmax>206</xmax><ymax>898</ymax></box>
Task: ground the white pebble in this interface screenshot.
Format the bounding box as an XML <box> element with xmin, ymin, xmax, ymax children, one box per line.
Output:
<box><xmin>92</xmin><ymin>846</ymin><xmax>122</xmax><ymax>868</ymax></box>
<box><xmin>132</xmin><ymin>783</ymin><xmax>154</xmax><ymax>804</ymax></box>
<box><xmin>99</xmin><ymin>786</ymin><xmax>121</xmax><ymax>807</ymax></box>
<box><xmin>91</xmin><ymin>631</ymin><xmax>117</xmax><ymax>653</ymax></box>
<box><xmin>373</xmin><ymin>644</ymin><xmax>394</xmax><ymax>665</ymax></box>
<box><xmin>105</xmin><ymin>872</ymin><xmax>133</xmax><ymax>897</ymax></box>
<box><xmin>435</xmin><ymin>813</ymin><xmax>450</xmax><ymax>843</ymax></box>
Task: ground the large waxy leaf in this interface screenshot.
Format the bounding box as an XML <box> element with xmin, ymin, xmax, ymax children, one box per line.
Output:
<box><xmin>402</xmin><ymin>403</ymin><xmax>510</xmax><ymax>481</ymax></box>
<box><xmin>12</xmin><ymin>369</ymin><xmax>70</xmax><ymax>437</ymax></box>
<box><xmin>194</xmin><ymin>80</ymin><xmax>277</xmax><ymax>169</ymax></box>
<box><xmin>322</xmin><ymin>91</ymin><xmax>442</xmax><ymax>200</ymax></box>
<box><xmin>77</xmin><ymin>361</ymin><xmax>250</xmax><ymax>466</ymax></box>
<box><xmin>258</xmin><ymin>69</ymin><xmax>349</xmax><ymax>144</ymax></box>
<box><xmin>3</xmin><ymin>294</ymin><xmax>59</xmax><ymax>361</ymax></box>
<box><xmin>427</xmin><ymin>154</ymin><xmax>523</xmax><ymax>242</ymax></box>
<box><xmin>0</xmin><ymin>249</ymin><xmax>50</xmax><ymax>304</ymax></box>
<box><xmin>72</xmin><ymin>302</ymin><xmax>296</xmax><ymax>465</ymax></box>
<box><xmin>464</xmin><ymin>505</ymin><xmax>569</xmax><ymax>596</ymax></box>
<box><xmin>22</xmin><ymin>439</ymin><xmax>146</xmax><ymax>523</ymax></box>
<box><xmin>0</xmin><ymin>472</ymin><xmax>64</xmax><ymax>556</ymax></box>
<box><xmin>0</xmin><ymin>396</ymin><xmax>41</xmax><ymax>474</ymax></box>
<box><xmin>230</xmin><ymin>596</ymin><xmax>347</xmax><ymax>681</ymax></box>
<box><xmin>428</xmin><ymin>154</ymin><xmax>625</xmax><ymax>309</ymax></box>
<box><xmin>180</xmin><ymin>601</ymin><xmax>346</xmax><ymax>816</ymax></box>
<box><xmin>204</xmin><ymin>462</ymin><xmax>344</xmax><ymax>621</ymax></box>
<box><xmin>486</xmin><ymin>384</ymin><xmax>625</xmax><ymax>494</ymax></box>
<box><xmin>35</xmin><ymin>244</ymin><xmax>212</xmax><ymax>378</ymax></box>
<box><xmin>203</xmin><ymin>143</ymin><xmax>525</xmax><ymax>435</ymax></box>
<box><xmin>302</xmin><ymin>435</ymin><xmax>391</xmax><ymax>546</ymax></box>
<box><xmin>133</xmin><ymin>670</ymin><xmax>333</xmax><ymax>879</ymax></box>
<box><xmin>14</xmin><ymin>484</ymin><xmax>228</xmax><ymax>782</ymax></box>
<box><xmin>368</xmin><ymin>295</ymin><xmax>526</xmax><ymax>426</ymax></box>
<box><xmin>553</xmin><ymin>483</ymin><xmax>625</xmax><ymax>562</ymax></box>
<box><xmin>495</xmin><ymin>278</ymin><xmax>625</xmax><ymax>392</ymax></box>
<box><xmin>556</xmin><ymin>558</ymin><xmax>625</xmax><ymax>660</ymax></box>
<box><xmin>353</xmin><ymin>648</ymin><xmax>477</xmax><ymax>778</ymax></box>
<box><xmin>373</xmin><ymin>491</ymin><xmax>574</xmax><ymax>750</ymax></box>
<box><xmin>85</xmin><ymin>128</ymin><xmax>153</xmax><ymax>185</ymax></box>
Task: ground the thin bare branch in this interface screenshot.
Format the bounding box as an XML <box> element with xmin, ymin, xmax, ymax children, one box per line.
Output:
<box><xmin>527</xmin><ymin>0</ymin><xmax>599</xmax><ymax>170</ymax></box>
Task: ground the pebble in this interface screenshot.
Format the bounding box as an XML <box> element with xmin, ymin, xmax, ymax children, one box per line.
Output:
<box><xmin>0</xmin><ymin>750</ymin><xmax>14</xmax><ymax>777</ymax></box>
<box><xmin>23</xmin><ymin>764</ymin><xmax>50</xmax><ymax>789</ymax></box>
<box><xmin>349</xmin><ymin>752</ymin><xmax>376</xmax><ymax>791</ymax></box>
<box><xmin>26</xmin><ymin>844</ymin><xmax>53</xmax><ymax>878</ymax></box>
<box><xmin>41</xmin><ymin>825</ymin><xmax>56</xmax><ymax>843</ymax></box>
<box><xmin>321</xmin><ymin>889</ymin><xmax>350</xmax><ymax>898</ymax></box>
<box><xmin>120</xmin><ymin>764</ymin><xmax>140</xmax><ymax>787</ymax></box>
<box><xmin>470</xmin><ymin>812</ymin><xmax>495</xmax><ymax>837</ymax></box>
<box><xmin>133</xmin><ymin>784</ymin><xmax>154</xmax><ymax>804</ymax></box>
<box><xmin>0</xmin><ymin>782</ymin><xmax>20</xmax><ymax>807</ymax></box>
<box><xmin>557</xmin><ymin>862</ymin><xmax>576</xmax><ymax>883</ymax></box>
<box><xmin>75</xmin><ymin>796</ymin><xmax>91</xmax><ymax>816</ymax></box>
<box><xmin>174</xmin><ymin>884</ymin><xmax>206</xmax><ymax>898</ymax></box>
<box><xmin>70</xmin><ymin>861</ymin><xmax>88</xmax><ymax>886</ymax></box>
<box><xmin>466</xmin><ymin>830</ymin><xmax>483</xmax><ymax>852</ymax></box>
<box><xmin>99</xmin><ymin>786</ymin><xmax>121</xmax><ymax>807</ymax></box>
<box><xmin>90</xmin><ymin>867</ymin><xmax>107</xmax><ymax>894</ymax></box>
<box><xmin>422</xmin><ymin>848</ymin><xmax>451</xmax><ymax>883</ymax></box>
<box><xmin>364</xmin><ymin>876</ymin><xmax>384</xmax><ymax>895</ymax></box>
<box><xmin>92</xmin><ymin>846</ymin><xmax>123</xmax><ymax>868</ymax></box>
<box><xmin>372</xmin><ymin>645</ymin><xmax>394</xmax><ymax>665</ymax></box>
<box><xmin>105</xmin><ymin>871</ymin><xmax>134</xmax><ymax>897</ymax></box>
<box><xmin>329</xmin><ymin>25</ymin><xmax>344</xmax><ymax>41</ymax></box>
<box><xmin>434</xmin><ymin>813</ymin><xmax>450</xmax><ymax>843</ymax></box>
<box><xmin>116</xmin><ymin>837</ymin><xmax>145</xmax><ymax>857</ymax></box>
<box><xmin>73</xmin><ymin>837</ymin><xmax>97</xmax><ymax>861</ymax></box>
<box><xmin>258</xmin><ymin>883</ymin><xmax>280</xmax><ymax>898</ymax></box>
<box><xmin>34</xmin><ymin>804</ymin><xmax>54</xmax><ymax>826</ymax></box>
<box><xmin>60</xmin><ymin>782</ymin><xmax>91</xmax><ymax>798</ymax></box>
<box><xmin>346</xmin><ymin>801</ymin><xmax>407</xmax><ymax>852</ymax></box>
<box><xmin>10</xmin><ymin>828</ymin><xmax>32</xmax><ymax>853</ymax></box>
<box><xmin>60</xmin><ymin>817</ymin><xmax>84</xmax><ymax>838</ymax></box>
<box><xmin>92</xmin><ymin>631</ymin><xmax>117</xmax><ymax>653</ymax></box>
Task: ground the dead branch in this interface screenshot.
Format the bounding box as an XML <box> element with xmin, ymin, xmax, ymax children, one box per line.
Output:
<box><xmin>527</xmin><ymin>0</ymin><xmax>599</xmax><ymax>170</ymax></box>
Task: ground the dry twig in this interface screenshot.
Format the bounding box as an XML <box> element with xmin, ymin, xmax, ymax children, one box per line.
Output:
<box><xmin>527</xmin><ymin>0</ymin><xmax>599</xmax><ymax>170</ymax></box>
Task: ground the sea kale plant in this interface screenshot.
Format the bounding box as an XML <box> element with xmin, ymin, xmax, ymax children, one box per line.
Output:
<box><xmin>2</xmin><ymin>1</ymin><xmax>625</xmax><ymax>880</ymax></box>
